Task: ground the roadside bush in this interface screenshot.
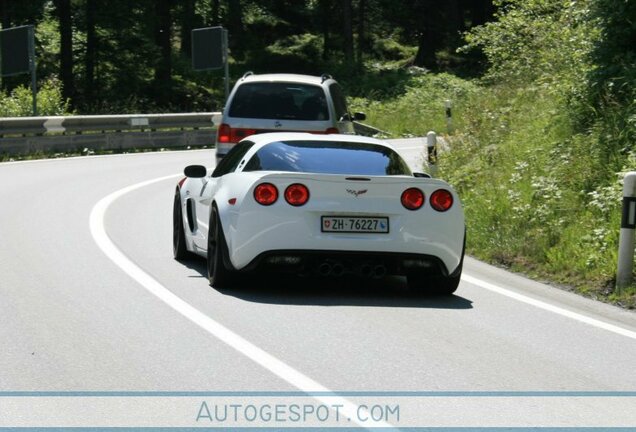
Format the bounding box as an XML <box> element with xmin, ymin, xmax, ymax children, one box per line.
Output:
<box><xmin>0</xmin><ymin>78</ymin><xmax>71</xmax><ymax>117</ymax></box>
<box><xmin>354</xmin><ymin>0</ymin><xmax>635</xmax><ymax>306</ymax></box>
<box><xmin>349</xmin><ymin>72</ymin><xmax>477</xmax><ymax>137</ymax></box>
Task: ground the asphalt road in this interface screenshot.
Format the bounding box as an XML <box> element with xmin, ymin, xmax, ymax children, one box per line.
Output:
<box><xmin>0</xmin><ymin>140</ymin><xmax>635</xmax><ymax>429</ymax></box>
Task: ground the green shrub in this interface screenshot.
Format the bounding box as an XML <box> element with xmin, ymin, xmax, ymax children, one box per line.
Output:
<box><xmin>349</xmin><ymin>72</ymin><xmax>478</xmax><ymax>137</ymax></box>
<box><xmin>0</xmin><ymin>78</ymin><xmax>71</xmax><ymax>117</ymax></box>
<box><xmin>352</xmin><ymin>0</ymin><xmax>635</xmax><ymax>307</ymax></box>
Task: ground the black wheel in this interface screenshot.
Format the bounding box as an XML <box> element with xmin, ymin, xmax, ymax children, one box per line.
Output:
<box><xmin>407</xmin><ymin>230</ymin><xmax>465</xmax><ymax>296</ymax></box>
<box><xmin>407</xmin><ymin>264</ymin><xmax>462</xmax><ymax>296</ymax></box>
<box><xmin>173</xmin><ymin>189</ymin><xmax>191</xmax><ymax>261</ymax></box>
<box><xmin>207</xmin><ymin>205</ymin><xmax>235</xmax><ymax>287</ymax></box>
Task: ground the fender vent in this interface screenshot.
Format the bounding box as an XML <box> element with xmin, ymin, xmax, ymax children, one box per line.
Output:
<box><xmin>185</xmin><ymin>198</ymin><xmax>196</xmax><ymax>232</ymax></box>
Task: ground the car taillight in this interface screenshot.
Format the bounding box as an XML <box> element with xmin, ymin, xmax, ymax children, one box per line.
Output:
<box><xmin>401</xmin><ymin>188</ymin><xmax>425</xmax><ymax>210</ymax></box>
<box><xmin>217</xmin><ymin>123</ymin><xmax>231</xmax><ymax>143</ymax></box>
<box><xmin>325</xmin><ymin>127</ymin><xmax>339</xmax><ymax>134</ymax></box>
<box><xmin>284</xmin><ymin>184</ymin><xmax>310</xmax><ymax>206</ymax></box>
<box><xmin>232</xmin><ymin>128</ymin><xmax>256</xmax><ymax>141</ymax></box>
<box><xmin>430</xmin><ymin>189</ymin><xmax>454</xmax><ymax>212</ymax></box>
<box><xmin>217</xmin><ymin>124</ymin><xmax>257</xmax><ymax>144</ymax></box>
<box><xmin>254</xmin><ymin>183</ymin><xmax>278</xmax><ymax>206</ymax></box>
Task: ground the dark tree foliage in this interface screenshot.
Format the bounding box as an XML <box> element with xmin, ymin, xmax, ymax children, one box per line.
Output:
<box><xmin>589</xmin><ymin>0</ymin><xmax>636</xmax><ymax>104</ymax></box>
<box><xmin>1</xmin><ymin>0</ymin><xmax>496</xmax><ymax>113</ymax></box>
<box><xmin>586</xmin><ymin>0</ymin><xmax>636</xmax><ymax>153</ymax></box>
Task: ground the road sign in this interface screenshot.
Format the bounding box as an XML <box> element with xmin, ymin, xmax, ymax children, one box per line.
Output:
<box><xmin>0</xmin><ymin>25</ymin><xmax>37</xmax><ymax>115</ymax></box>
<box><xmin>192</xmin><ymin>26</ymin><xmax>226</xmax><ymax>71</ymax></box>
<box><xmin>191</xmin><ymin>26</ymin><xmax>229</xmax><ymax>102</ymax></box>
<box><xmin>0</xmin><ymin>25</ymin><xmax>32</xmax><ymax>76</ymax></box>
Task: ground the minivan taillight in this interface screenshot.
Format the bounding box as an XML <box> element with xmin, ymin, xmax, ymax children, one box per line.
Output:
<box><xmin>325</xmin><ymin>127</ymin><xmax>339</xmax><ymax>134</ymax></box>
<box><xmin>217</xmin><ymin>124</ymin><xmax>257</xmax><ymax>144</ymax></box>
<box><xmin>217</xmin><ymin>123</ymin><xmax>231</xmax><ymax>143</ymax></box>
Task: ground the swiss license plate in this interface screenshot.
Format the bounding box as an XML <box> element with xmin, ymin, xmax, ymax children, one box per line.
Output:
<box><xmin>321</xmin><ymin>216</ymin><xmax>389</xmax><ymax>233</ymax></box>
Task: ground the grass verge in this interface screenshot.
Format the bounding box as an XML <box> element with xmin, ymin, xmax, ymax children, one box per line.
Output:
<box><xmin>355</xmin><ymin>71</ymin><xmax>635</xmax><ymax>309</ymax></box>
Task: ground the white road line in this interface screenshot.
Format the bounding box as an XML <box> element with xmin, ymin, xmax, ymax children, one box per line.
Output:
<box><xmin>88</xmin><ymin>173</ymin><xmax>635</xmax><ymax>429</ymax></box>
<box><xmin>462</xmin><ymin>274</ymin><xmax>636</xmax><ymax>340</ymax></box>
<box><xmin>89</xmin><ymin>174</ymin><xmax>394</xmax><ymax>430</ymax></box>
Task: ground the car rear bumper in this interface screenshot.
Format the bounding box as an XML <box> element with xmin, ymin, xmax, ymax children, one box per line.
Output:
<box><xmin>225</xmin><ymin>215</ymin><xmax>464</xmax><ymax>276</ymax></box>
<box><xmin>241</xmin><ymin>249</ymin><xmax>457</xmax><ymax>278</ymax></box>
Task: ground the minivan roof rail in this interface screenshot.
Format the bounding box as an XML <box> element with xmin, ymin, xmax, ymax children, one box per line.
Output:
<box><xmin>242</xmin><ymin>71</ymin><xmax>254</xmax><ymax>80</ymax></box>
<box><xmin>321</xmin><ymin>73</ymin><xmax>332</xmax><ymax>83</ymax></box>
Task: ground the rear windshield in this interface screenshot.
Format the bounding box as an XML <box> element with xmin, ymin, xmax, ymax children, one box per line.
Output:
<box><xmin>228</xmin><ymin>82</ymin><xmax>329</xmax><ymax>121</ymax></box>
<box><xmin>243</xmin><ymin>140</ymin><xmax>412</xmax><ymax>176</ymax></box>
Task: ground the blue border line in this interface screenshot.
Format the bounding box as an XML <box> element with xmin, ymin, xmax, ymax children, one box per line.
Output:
<box><xmin>0</xmin><ymin>391</ymin><xmax>635</xmax><ymax>397</ymax></box>
<box><xmin>0</xmin><ymin>428</ymin><xmax>633</xmax><ymax>431</ymax></box>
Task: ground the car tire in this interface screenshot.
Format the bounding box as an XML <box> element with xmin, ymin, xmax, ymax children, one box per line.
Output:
<box><xmin>407</xmin><ymin>229</ymin><xmax>465</xmax><ymax>296</ymax></box>
<box><xmin>173</xmin><ymin>189</ymin><xmax>192</xmax><ymax>261</ymax></box>
<box><xmin>207</xmin><ymin>205</ymin><xmax>235</xmax><ymax>288</ymax></box>
<box><xmin>407</xmin><ymin>264</ymin><xmax>462</xmax><ymax>296</ymax></box>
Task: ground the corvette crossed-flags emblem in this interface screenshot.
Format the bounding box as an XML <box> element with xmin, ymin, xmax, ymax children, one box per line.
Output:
<box><xmin>346</xmin><ymin>189</ymin><xmax>368</xmax><ymax>197</ymax></box>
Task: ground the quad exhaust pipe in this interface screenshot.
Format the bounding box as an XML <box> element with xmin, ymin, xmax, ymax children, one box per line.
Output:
<box><xmin>372</xmin><ymin>264</ymin><xmax>387</xmax><ymax>279</ymax></box>
<box><xmin>317</xmin><ymin>261</ymin><xmax>387</xmax><ymax>279</ymax></box>
<box><xmin>318</xmin><ymin>262</ymin><xmax>333</xmax><ymax>277</ymax></box>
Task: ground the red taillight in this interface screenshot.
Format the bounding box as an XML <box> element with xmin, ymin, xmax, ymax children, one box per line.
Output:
<box><xmin>217</xmin><ymin>124</ymin><xmax>257</xmax><ymax>144</ymax></box>
<box><xmin>430</xmin><ymin>189</ymin><xmax>454</xmax><ymax>212</ymax></box>
<box><xmin>232</xmin><ymin>128</ymin><xmax>256</xmax><ymax>141</ymax></box>
<box><xmin>284</xmin><ymin>183</ymin><xmax>310</xmax><ymax>206</ymax></box>
<box><xmin>217</xmin><ymin>123</ymin><xmax>231</xmax><ymax>143</ymax></box>
<box><xmin>401</xmin><ymin>188</ymin><xmax>425</xmax><ymax>210</ymax></box>
<box><xmin>325</xmin><ymin>127</ymin><xmax>339</xmax><ymax>134</ymax></box>
<box><xmin>254</xmin><ymin>183</ymin><xmax>278</xmax><ymax>206</ymax></box>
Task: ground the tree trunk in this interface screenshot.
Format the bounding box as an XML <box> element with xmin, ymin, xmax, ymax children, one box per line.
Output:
<box><xmin>227</xmin><ymin>0</ymin><xmax>243</xmax><ymax>57</ymax></box>
<box><xmin>154</xmin><ymin>0</ymin><xmax>173</xmax><ymax>103</ymax></box>
<box><xmin>85</xmin><ymin>0</ymin><xmax>97</xmax><ymax>103</ymax></box>
<box><xmin>54</xmin><ymin>0</ymin><xmax>75</xmax><ymax>103</ymax></box>
<box><xmin>154</xmin><ymin>0</ymin><xmax>172</xmax><ymax>82</ymax></box>
<box><xmin>180</xmin><ymin>0</ymin><xmax>195</xmax><ymax>57</ymax></box>
<box><xmin>356</xmin><ymin>0</ymin><xmax>366</xmax><ymax>67</ymax></box>
<box><xmin>342</xmin><ymin>0</ymin><xmax>354</xmax><ymax>65</ymax></box>
<box><xmin>211</xmin><ymin>0</ymin><xmax>220</xmax><ymax>25</ymax></box>
<box><xmin>320</xmin><ymin>0</ymin><xmax>330</xmax><ymax>60</ymax></box>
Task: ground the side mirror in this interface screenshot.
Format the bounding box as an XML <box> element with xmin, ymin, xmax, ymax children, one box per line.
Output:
<box><xmin>413</xmin><ymin>172</ymin><xmax>431</xmax><ymax>178</ymax></box>
<box><xmin>353</xmin><ymin>112</ymin><xmax>366</xmax><ymax>121</ymax></box>
<box><xmin>184</xmin><ymin>165</ymin><xmax>207</xmax><ymax>178</ymax></box>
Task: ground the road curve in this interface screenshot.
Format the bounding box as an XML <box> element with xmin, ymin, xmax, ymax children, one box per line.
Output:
<box><xmin>0</xmin><ymin>142</ymin><xmax>635</xmax><ymax>428</ymax></box>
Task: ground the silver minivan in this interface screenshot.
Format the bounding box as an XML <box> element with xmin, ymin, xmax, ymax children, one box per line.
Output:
<box><xmin>215</xmin><ymin>72</ymin><xmax>365</xmax><ymax>159</ymax></box>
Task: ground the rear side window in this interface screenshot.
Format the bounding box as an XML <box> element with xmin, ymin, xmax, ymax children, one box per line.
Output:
<box><xmin>329</xmin><ymin>83</ymin><xmax>349</xmax><ymax>121</ymax></box>
<box><xmin>229</xmin><ymin>83</ymin><xmax>329</xmax><ymax>121</ymax></box>
<box><xmin>243</xmin><ymin>140</ymin><xmax>411</xmax><ymax>176</ymax></box>
<box><xmin>212</xmin><ymin>140</ymin><xmax>255</xmax><ymax>177</ymax></box>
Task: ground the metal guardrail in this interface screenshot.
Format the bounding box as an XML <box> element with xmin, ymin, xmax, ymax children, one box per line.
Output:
<box><xmin>0</xmin><ymin>113</ymin><xmax>383</xmax><ymax>156</ymax></box>
<box><xmin>0</xmin><ymin>113</ymin><xmax>220</xmax><ymax>155</ymax></box>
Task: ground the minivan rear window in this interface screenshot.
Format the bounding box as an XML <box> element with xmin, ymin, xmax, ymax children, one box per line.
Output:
<box><xmin>229</xmin><ymin>83</ymin><xmax>329</xmax><ymax>121</ymax></box>
<box><xmin>243</xmin><ymin>140</ymin><xmax>412</xmax><ymax>176</ymax></box>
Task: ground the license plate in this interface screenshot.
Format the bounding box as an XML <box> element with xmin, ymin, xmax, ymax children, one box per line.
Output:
<box><xmin>321</xmin><ymin>216</ymin><xmax>389</xmax><ymax>233</ymax></box>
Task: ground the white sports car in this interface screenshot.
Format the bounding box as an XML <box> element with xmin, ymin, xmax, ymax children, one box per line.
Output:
<box><xmin>173</xmin><ymin>133</ymin><xmax>465</xmax><ymax>294</ymax></box>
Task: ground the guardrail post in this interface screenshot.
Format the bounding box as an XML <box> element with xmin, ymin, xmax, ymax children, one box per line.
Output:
<box><xmin>445</xmin><ymin>100</ymin><xmax>452</xmax><ymax>134</ymax></box>
<box><xmin>616</xmin><ymin>171</ymin><xmax>636</xmax><ymax>291</ymax></box>
<box><xmin>426</xmin><ymin>130</ymin><xmax>438</xmax><ymax>177</ymax></box>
